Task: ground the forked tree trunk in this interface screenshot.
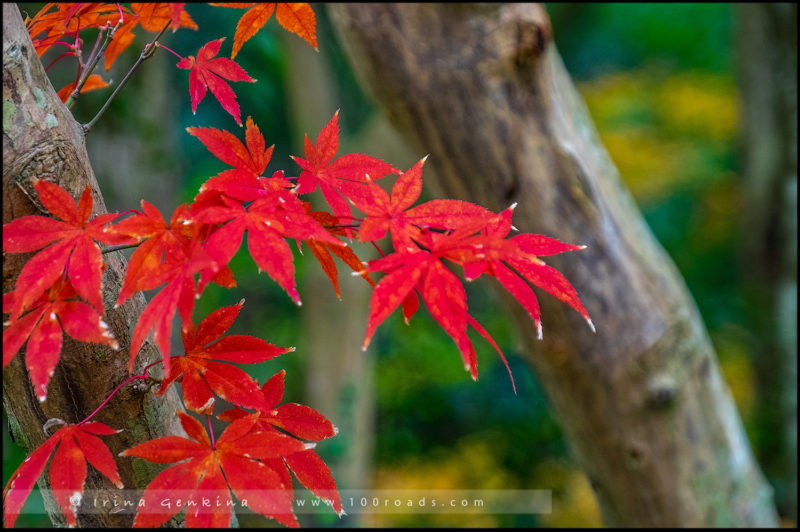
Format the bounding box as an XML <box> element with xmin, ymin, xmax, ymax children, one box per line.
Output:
<box><xmin>3</xmin><ymin>4</ymin><xmax>185</xmax><ymax>527</ymax></box>
<box><xmin>328</xmin><ymin>3</ymin><xmax>779</xmax><ymax>526</ymax></box>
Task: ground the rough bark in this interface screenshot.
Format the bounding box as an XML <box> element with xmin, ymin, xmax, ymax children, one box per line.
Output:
<box><xmin>738</xmin><ymin>3</ymin><xmax>798</xmax><ymax>521</ymax></box>
<box><xmin>3</xmin><ymin>4</ymin><xmax>185</xmax><ymax>527</ymax></box>
<box><xmin>328</xmin><ymin>3</ymin><xmax>779</xmax><ymax>527</ymax></box>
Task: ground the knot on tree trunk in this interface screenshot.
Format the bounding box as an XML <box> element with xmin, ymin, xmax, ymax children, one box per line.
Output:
<box><xmin>504</xmin><ymin>4</ymin><xmax>552</xmax><ymax>67</ymax></box>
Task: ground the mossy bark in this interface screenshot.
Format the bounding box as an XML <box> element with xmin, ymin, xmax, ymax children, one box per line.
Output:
<box><xmin>3</xmin><ymin>4</ymin><xmax>185</xmax><ymax>527</ymax></box>
<box><xmin>328</xmin><ymin>3</ymin><xmax>779</xmax><ymax>526</ymax></box>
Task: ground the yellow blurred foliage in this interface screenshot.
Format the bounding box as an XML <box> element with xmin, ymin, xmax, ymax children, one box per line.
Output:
<box><xmin>656</xmin><ymin>73</ymin><xmax>738</xmax><ymax>141</ymax></box>
<box><xmin>689</xmin><ymin>176</ymin><xmax>743</xmax><ymax>248</ymax></box>
<box><xmin>534</xmin><ymin>459</ymin><xmax>604</xmax><ymax>528</ymax></box>
<box><xmin>578</xmin><ymin>69</ymin><xmax>738</xmax><ymax>204</ymax></box>
<box><xmin>366</xmin><ymin>440</ymin><xmax>605</xmax><ymax>527</ymax></box>
<box><xmin>365</xmin><ymin>439</ymin><xmax>517</xmax><ymax>527</ymax></box>
<box><xmin>713</xmin><ymin>327</ymin><xmax>757</xmax><ymax>418</ymax></box>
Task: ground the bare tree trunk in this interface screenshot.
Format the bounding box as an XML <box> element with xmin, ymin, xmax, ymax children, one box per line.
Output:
<box><xmin>3</xmin><ymin>4</ymin><xmax>185</xmax><ymax>527</ymax></box>
<box><xmin>738</xmin><ymin>3</ymin><xmax>798</xmax><ymax>522</ymax></box>
<box><xmin>328</xmin><ymin>3</ymin><xmax>779</xmax><ymax>527</ymax></box>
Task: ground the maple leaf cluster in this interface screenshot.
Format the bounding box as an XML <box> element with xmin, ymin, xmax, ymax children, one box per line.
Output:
<box><xmin>26</xmin><ymin>2</ymin><xmax>313</xmax><ymax>117</ymax></box>
<box><xmin>4</xmin><ymin>2</ymin><xmax>594</xmax><ymax>528</ymax></box>
<box><xmin>26</xmin><ymin>3</ymin><xmax>198</xmax><ymax>102</ymax></box>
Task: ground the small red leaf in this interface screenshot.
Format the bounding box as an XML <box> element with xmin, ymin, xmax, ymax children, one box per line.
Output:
<box><xmin>178</xmin><ymin>38</ymin><xmax>256</xmax><ymax>125</ymax></box>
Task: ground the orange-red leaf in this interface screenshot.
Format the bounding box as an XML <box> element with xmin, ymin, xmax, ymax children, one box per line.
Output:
<box><xmin>212</xmin><ymin>2</ymin><xmax>317</xmax><ymax>58</ymax></box>
<box><xmin>57</xmin><ymin>74</ymin><xmax>109</xmax><ymax>104</ymax></box>
<box><xmin>231</xmin><ymin>3</ymin><xmax>275</xmax><ymax>59</ymax></box>
<box><xmin>101</xmin><ymin>3</ymin><xmax>198</xmax><ymax>69</ymax></box>
<box><xmin>275</xmin><ymin>3</ymin><xmax>317</xmax><ymax>50</ymax></box>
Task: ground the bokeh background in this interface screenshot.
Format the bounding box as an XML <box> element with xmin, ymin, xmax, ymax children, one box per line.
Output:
<box><xmin>4</xmin><ymin>3</ymin><xmax>796</xmax><ymax>527</ymax></box>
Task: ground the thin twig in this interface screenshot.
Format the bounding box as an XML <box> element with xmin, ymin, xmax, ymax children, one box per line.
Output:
<box><xmin>65</xmin><ymin>20</ymin><xmax>119</xmax><ymax>109</ymax></box>
<box><xmin>82</xmin><ymin>21</ymin><xmax>171</xmax><ymax>133</ymax></box>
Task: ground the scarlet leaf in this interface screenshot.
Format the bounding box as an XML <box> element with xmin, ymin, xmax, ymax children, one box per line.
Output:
<box><xmin>192</xmin><ymin>190</ymin><xmax>343</xmax><ymax>305</ymax></box>
<box><xmin>218</xmin><ymin>370</ymin><xmax>343</xmax><ymax>515</ymax></box>
<box><xmin>110</xmin><ymin>202</ymin><xmax>220</xmax><ymax>375</ymax></box>
<box><xmin>177</xmin><ymin>38</ymin><xmax>256</xmax><ymax>126</ymax></box>
<box><xmin>122</xmin><ymin>411</ymin><xmax>316</xmax><ymax>527</ymax></box>
<box><xmin>2</xmin><ymin>422</ymin><xmax>122</xmax><ymax>527</ymax></box>
<box><xmin>283</xmin><ymin>450</ymin><xmax>341</xmax><ymax>514</ymax></box>
<box><xmin>291</xmin><ymin>111</ymin><xmax>399</xmax><ymax>225</ymax></box>
<box><xmin>156</xmin><ymin>301</ymin><xmax>292</xmax><ymax>414</ymax></box>
<box><xmin>110</xmin><ymin>201</ymin><xmax>195</xmax><ymax>307</ymax></box>
<box><xmin>187</xmin><ymin>117</ymin><xmax>272</xmax><ymax>178</ymax></box>
<box><xmin>3</xmin><ymin>276</ymin><xmax>118</xmax><ymax>402</ymax></box>
<box><xmin>3</xmin><ymin>181</ymin><xmax>133</xmax><ymax>320</ymax></box>
<box><xmin>128</xmin><ymin>244</ymin><xmax>215</xmax><ymax>376</ymax></box>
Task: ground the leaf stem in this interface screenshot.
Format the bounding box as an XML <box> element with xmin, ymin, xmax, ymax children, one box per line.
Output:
<box><xmin>101</xmin><ymin>243</ymin><xmax>141</xmax><ymax>255</ymax></box>
<box><xmin>82</xmin><ymin>21</ymin><xmax>171</xmax><ymax>133</ymax></box>
<box><xmin>76</xmin><ymin>360</ymin><xmax>164</xmax><ymax>426</ymax></box>
<box><xmin>207</xmin><ymin>415</ymin><xmax>216</xmax><ymax>449</ymax></box>
<box><xmin>371</xmin><ymin>241</ymin><xmax>387</xmax><ymax>257</ymax></box>
<box><xmin>324</xmin><ymin>223</ymin><xmax>360</xmax><ymax>230</ymax></box>
<box><xmin>155</xmin><ymin>42</ymin><xmax>184</xmax><ymax>61</ymax></box>
<box><xmin>45</xmin><ymin>51</ymin><xmax>77</xmax><ymax>72</ymax></box>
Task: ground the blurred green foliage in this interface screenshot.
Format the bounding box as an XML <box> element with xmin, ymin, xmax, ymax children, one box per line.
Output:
<box><xmin>7</xmin><ymin>2</ymin><xmax>780</xmax><ymax>529</ymax></box>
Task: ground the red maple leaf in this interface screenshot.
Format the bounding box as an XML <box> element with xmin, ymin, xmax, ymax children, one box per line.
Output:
<box><xmin>107</xmin><ymin>201</ymin><xmax>220</xmax><ymax>374</ymax></box>
<box><xmin>305</xmin><ymin>209</ymin><xmax>375</xmax><ymax>299</ymax></box>
<box><xmin>3</xmin><ymin>421</ymin><xmax>122</xmax><ymax>527</ymax></box>
<box><xmin>210</xmin><ymin>3</ymin><xmax>317</xmax><ymax>58</ymax></box>
<box><xmin>155</xmin><ymin>301</ymin><xmax>292</xmax><ymax>414</ymax></box>
<box><xmin>122</xmin><ymin>411</ymin><xmax>311</xmax><ymax>527</ymax></box>
<box><xmin>3</xmin><ymin>277</ymin><xmax>119</xmax><ymax>402</ymax></box>
<box><xmin>447</xmin><ymin>206</ymin><xmax>594</xmax><ymax>338</ymax></box>
<box><xmin>218</xmin><ymin>370</ymin><xmax>343</xmax><ymax>515</ymax></box>
<box><xmin>358</xmin><ymin>198</ymin><xmax>593</xmax><ymax>388</ymax></box>
<box><xmin>177</xmin><ymin>38</ymin><xmax>255</xmax><ymax>126</ymax></box>
<box><xmin>290</xmin><ymin>111</ymin><xmax>399</xmax><ymax>226</ymax></box>
<box><xmin>2</xmin><ymin>180</ymin><xmax>134</xmax><ymax>322</ymax></box>
<box><xmin>362</xmin><ymin>248</ymin><xmax>493</xmax><ymax>382</ymax></box>
<box><xmin>347</xmin><ymin>157</ymin><xmax>495</xmax><ymax>249</ymax></box>
<box><xmin>127</xmin><ymin>238</ymin><xmax>216</xmax><ymax>376</ymax></box>
<box><xmin>108</xmin><ymin>201</ymin><xmax>195</xmax><ymax>308</ymax></box>
<box><xmin>187</xmin><ymin>116</ymin><xmax>278</xmax><ymax>202</ymax></box>
<box><xmin>192</xmin><ymin>191</ymin><xmax>344</xmax><ymax>306</ymax></box>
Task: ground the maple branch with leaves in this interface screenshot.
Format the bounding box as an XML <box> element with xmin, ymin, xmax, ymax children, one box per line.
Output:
<box><xmin>4</xmin><ymin>2</ymin><xmax>593</xmax><ymax>528</ymax></box>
